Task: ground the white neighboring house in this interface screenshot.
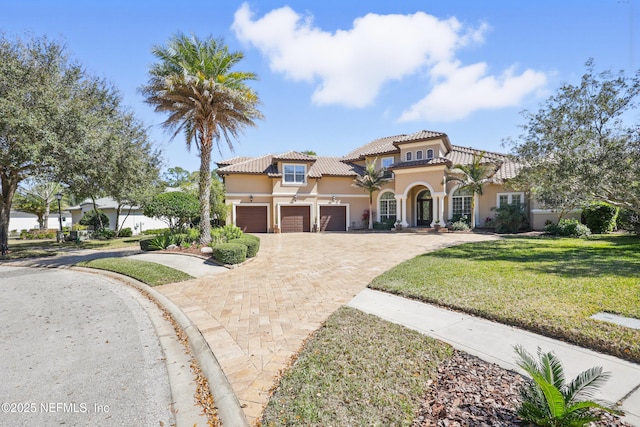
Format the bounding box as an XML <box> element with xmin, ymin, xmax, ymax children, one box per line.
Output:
<box><xmin>67</xmin><ymin>197</ymin><xmax>167</xmax><ymax>235</ymax></box>
<box><xmin>9</xmin><ymin>210</ymin><xmax>72</xmax><ymax>233</ymax></box>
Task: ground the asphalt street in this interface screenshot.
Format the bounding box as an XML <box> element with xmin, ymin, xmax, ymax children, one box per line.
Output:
<box><xmin>0</xmin><ymin>266</ymin><xmax>176</xmax><ymax>427</ymax></box>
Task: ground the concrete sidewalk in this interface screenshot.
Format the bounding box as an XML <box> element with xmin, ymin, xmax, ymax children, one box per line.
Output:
<box><xmin>348</xmin><ymin>288</ymin><xmax>640</xmax><ymax>426</ymax></box>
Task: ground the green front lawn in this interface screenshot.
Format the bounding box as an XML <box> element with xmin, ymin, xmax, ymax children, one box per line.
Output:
<box><xmin>262</xmin><ymin>307</ymin><xmax>452</xmax><ymax>426</ymax></box>
<box><xmin>77</xmin><ymin>258</ymin><xmax>193</xmax><ymax>286</ymax></box>
<box><xmin>370</xmin><ymin>235</ymin><xmax>640</xmax><ymax>362</ymax></box>
<box><xmin>1</xmin><ymin>236</ymin><xmax>144</xmax><ymax>260</ymax></box>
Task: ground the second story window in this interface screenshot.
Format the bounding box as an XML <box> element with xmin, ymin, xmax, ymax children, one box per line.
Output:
<box><xmin>381</xmin><ymin>157</ymin><xmax>394</xmax><ymax>178</ymax></box>
<box><xmin>416</xmin><ymin>150</ymin><xmax>423</xmax><ymax>160</ymax></box>
<box><xmin>283</xmin><ymin>164</ymin><xmax>306</xmax><ymax>184</ymax></box>
<box><xmin>406</xmin><ymin>151</ymin><xmax>412</xmax><ymax>161</ymax></box>
<box><xmin>426</xmin><ymin>149</ymin><xmax>434</xmax><ymax>159</ymax></box>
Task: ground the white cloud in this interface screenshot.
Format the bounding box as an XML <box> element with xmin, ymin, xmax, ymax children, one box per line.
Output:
<box><xmin>399</xmin><ymin>62</ymin><xmax>548</xmax><ymax>122</ymax></box>
<box><xmin>232</xmin><ymin>3</ymin><xmax>547</xmax><ymax>119</ymax></box>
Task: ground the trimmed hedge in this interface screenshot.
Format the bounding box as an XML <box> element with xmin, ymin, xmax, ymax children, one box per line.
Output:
<box><xmin>231</xmin><ymin>235</ymin><xmax>261</xmax><ymax>258</ymax></box>
<box><xmin>213</xmin><ymin>242</ymin><xmax>247</xmax><ymax>265</ymax></box>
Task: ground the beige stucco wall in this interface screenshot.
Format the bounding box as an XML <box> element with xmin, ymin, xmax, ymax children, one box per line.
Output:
<box><xmin>317</xmin><ymin>176</ymin><xmax>362</xmax><ymax>195</ymax></box>
<box><xmin>223</xmin><ymin>174</ymin><xmax>273</xmax><ymax>194</ymax></box>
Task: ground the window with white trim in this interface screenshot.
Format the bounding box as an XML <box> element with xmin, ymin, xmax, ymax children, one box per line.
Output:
<box><xmin>416</xmin><ymin>150</ymin><xmax>423</xmax><ymax>160</ymax></box>
<box><xmin>379</xmin><ymin>192</ymin><xmax>397</xmax><ymax>222</ymax></box>
<box><xmin>426</xmin><ymin>149</ymin><xmax>434</xmax><ymax>159</ymax></box>
<box><xmin>406</xmin><ymin>151</ymin><xmax>412</xmax><ymax>161</ymax></box>
<box><xmin>497</xmin><ymin>192</ymin><xmax>524</xmax><ymax>208</ymax></box>
<box><xmin>283</xmin><ymin>164</ymin><xmax>306</xmax><ymax>184</ymax></box>
<box><xmin>452</xmin><ymin>187</ymin><xmax>473</xmax><ymax>219</ymax></box>
<box><xmin>381</xmin><ymin>157</ymin><xmax>394</xmax><ymax>179</ymax></box>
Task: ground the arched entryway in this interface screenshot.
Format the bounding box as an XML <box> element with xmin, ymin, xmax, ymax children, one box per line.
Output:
<box><xmin>416</xmin><ymin>189</ymin><xmax>433</xmax><ymax>226</ymax></box>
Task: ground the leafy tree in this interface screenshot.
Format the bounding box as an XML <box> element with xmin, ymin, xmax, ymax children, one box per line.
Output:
<box><xmin>142</xmin><ymin>191</ymin><xmax>199</xmax><ymax>231</ymax></box>
<box><xmin>301</xmin><ymin>150</ymin><xmax>317</xmax><ymax>156</ymax></box>
<box><xmin>514</xmin><ymin>345</ymin><xmax>622</xmax><ymax>426</ymax></box>
<box><xmin>163</xmin><ymin>166</ymin><xmax>191</xmax><ymax>187</ymax></box>
<box><xmin>510</xmin><ymin>60</ymin><xmax>640</xmax><ymax>229</ymax></box>
<box><xmin>352</xmin><ymin>159</ymin><xmax>391</xmax><ymax>229</ymax></box>
<box><xmin>446</xmin><ymin>152</ymin><xmax>499</xmax><ymax>229</ymax></box>
<box><xmin>186</xmin><ymin>170</ymin><xmax>228</xmax><ymax>225</ymax></box>
<box><xmin>0</xmin><ymin>34</ymin><xmax>86</xmax><ymax>252</ymax></box>
<box><xmin>141</xmin><ymin>33</ymin><xmax>263</xmax><ymax>245</ymax></box>
<box><xmin>13</xmin><ymin>178</ymin><xmax>64</xmax><ymax>229</ymax></box>
<box><xmin>79</xmin><ymin>209</ymin><xmax>109</xmax><ymax>230</ymax></box>
<box><xmin>103</xmin><ymin>112</ymin><xmax>163</xmax><ymax>236</ymax></box>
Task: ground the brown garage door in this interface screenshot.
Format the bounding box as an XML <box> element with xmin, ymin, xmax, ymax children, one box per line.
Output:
<box><xmin>319</xmin><ymin>205</ymin><xmax>346</xmax><ymax>231</ymax></box>
<box><xmin>281</xmin><ymin>206</ymin><xmax>310</xmax><ymax>233</ymax></box>
<box><xmin>236</xmin><ymin>206</ymin><xmax>267</xmax><ymax>233</ymax></box>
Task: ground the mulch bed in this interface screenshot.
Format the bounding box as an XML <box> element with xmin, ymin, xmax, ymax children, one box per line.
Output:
<box><xmin>413</xmin><ymin>350</ymin><xmax>632</xmax><ymax>427</ymax></box>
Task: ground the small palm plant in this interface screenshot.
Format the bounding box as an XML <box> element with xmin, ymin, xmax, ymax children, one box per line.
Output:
<box><xmin>514</xmin><ymin>345</ymin><xmax>623</xmax><ymax>426</ymax></box>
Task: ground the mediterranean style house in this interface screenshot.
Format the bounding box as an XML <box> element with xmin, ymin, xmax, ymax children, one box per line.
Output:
<box><xmin>217</xmin><ymin>130</ymin><xmax>557</xmax><ymax>233</ymax></box>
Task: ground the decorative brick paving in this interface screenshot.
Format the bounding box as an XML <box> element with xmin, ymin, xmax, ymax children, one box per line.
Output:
<box><xmin>155</xmin><ymin>232</ymin><xmax>497</xmax><ymax>425</ymax></box>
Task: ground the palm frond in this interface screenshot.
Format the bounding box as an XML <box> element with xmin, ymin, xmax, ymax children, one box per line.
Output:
<box><xmin>564</xmin><ymin>366</ymin><xmax>611</xmax><ymax>403</ymax></box>
<box><xmin>538</xmin><ymin>347</ymin><xmax>566</xmax><ymax>391</ymax></box>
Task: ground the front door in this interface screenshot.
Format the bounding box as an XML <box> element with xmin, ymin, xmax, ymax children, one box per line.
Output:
<box><xmin>417</xmin><ymin>191</ymin><xmax>433</xmax><ymax>226</ymax></box>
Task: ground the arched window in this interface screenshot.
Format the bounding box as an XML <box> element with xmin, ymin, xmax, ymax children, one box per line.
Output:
<box><xmin>426</xmin><ymin>149</ymin><xmax>434</xmax><ymax>159</ymax></box>
<box><xmin>406</xmin><ymin>151</ymin><xmax>412</xmax><ymax>161</ymax></box>
<box><xmin>416</xmin><ymin>150</ymin><xmax>423</xmax><ymax>160</ymax></box>
<box><xmin>379</xmin><ymin>192</ymin><xmax>397</xmax><ymax>222</ymax></box>
<box><xmin>451</xmin><ymin>187</ymin><xmax>473</xmax><ymax>222</ymax></box>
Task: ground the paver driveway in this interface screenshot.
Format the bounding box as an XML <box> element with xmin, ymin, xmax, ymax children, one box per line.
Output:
<box><xmin>155</xmin><ymin>231</ymin><xmax>498</xmax><ymax>424</ymax></box>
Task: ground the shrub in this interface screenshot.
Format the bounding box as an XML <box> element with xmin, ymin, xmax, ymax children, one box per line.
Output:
<box><xmin>79</xmin><ymin>209</ymin><xmax>109</xmax><ymax>230</ymax></box>
<box><xmin>139</xmin><ymin>239</ymin><xmax>157</xmax><ymax>251</ymax></box>
<box><xmin>213</xmin><ymin>242</ymin><xmax>247</xmax><ymax>265</ymax></box>
<box><xmin>20</xmin><ymin>229</ymin><xmax>56</xmax><ymax>240</ymax></box>
<box><xmin>118</xmin><ymin>227</ymin><xmax>133</xmax><ymax>237</ymax></box>
<box><xmin>514</xmin><ymin>345</ymin><xmax>622</xmax><ymax>426</ymax></box>
<box><xmin>211</xmin><ymin>224</ymin><xmax>244</xmax><ymax>244</ymax></box>
<box><xmin>616</xmin><ymin>208</ymin><xmax>640</xmax><ymax>235</ymax></box>
<box><xmin>147</xmin><ymin>234</ymin><xmax>175</xmax><ymax>250</ymax></box>
<box><xmin>94</xmin><ymin>227</ymin><xmax>116</xmax><ymax>240</ymax></box>
<box><xmin>142</xmin><ymin>228</ymin><xmax>170</xmax><ymax>235</ymax></box>
<box><xmin>448</xmin><ymin>219</ymin><xmax>470</xmax><ymax>231</ymax></box>
<box><xmin>231</xmin><ymin>235</ymin><xmax>260</xmax><ymax>258</ymax></box>
<box><xmin>581</xmin><ymin>202</ymin><xmax>618</xmax><ymax>234</ymax></box>
<box><xmin>449</xmin><ymin>214</ymin><xmax>470</xmax><ymax>225</ymax></box>
<box><xmin>544</xmin><ymin>219</ymin><xmax>591</xmax><ymax>238</ymax></box>
<box><xmin>491</xmin><ymin>203</ymin><xmax>529</xmax><ymax>234</ymax></box>
<box><xmin>373</xmin><ymin>218</ymin><xmax>395</xmax><ymax>230</ymax></box>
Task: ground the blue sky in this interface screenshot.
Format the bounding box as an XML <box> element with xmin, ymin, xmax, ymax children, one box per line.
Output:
<box><xmin>2</xmin><ymin>1</ymin><xmax>638</xmax><ymax>173</ymax></box>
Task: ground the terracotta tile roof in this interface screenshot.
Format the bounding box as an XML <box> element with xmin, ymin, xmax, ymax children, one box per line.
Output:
<box><xmin>217</xmin><ymin>154</ymin><xmax>279</xmax><ymax>176</ymax></box>
<box><xmin>341</xmin><ymin>135</ymin><xmax>401</xmax><ymax>161</ymax></box>
<box><xmin>392</xmin><ymin>130</ymin><xmax>447</xmax><ymax>144</ymax></box>
<box><xmin>341</xmin><ymin>130</ymin><xmax>450</xmax><ymax>161</ymax></box>
<box><xmin>309</xmin><ymin>157</ymin><xmax>365</xmax><ymax>177</ymax></box>
<box><xmin>389</xmin><ymin>157</ymin><xmax>451</xmax><ymax>170</ymax></box>
<box><xmin>272</xmin><ymin>151</ymin><xmax>317</xmax><ymax>161</ymax></box>
<box><xmin>445</xmin><ymin>145</ymin><xmax>519</xmax><ymax>181</ymax></box>
<box><xmin>216</xmin><ymin>156</ymin><xmax>251</xmax><ymax>167</ymax></box>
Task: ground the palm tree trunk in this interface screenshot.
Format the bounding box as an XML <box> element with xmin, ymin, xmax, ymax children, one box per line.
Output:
<box><xmin>368</xmin><ymin>192</ymin><xmax>373</xmax><ymax>229</ymax></box>
<box><xmin>470</xmin><ymin>193</ymin><xmax>476</xmax><ymax>229</ymax></box>
<box><xmin>199</xmin><ymin>134</ymin><xmax>212</xmax><ymax>245</ymax></box>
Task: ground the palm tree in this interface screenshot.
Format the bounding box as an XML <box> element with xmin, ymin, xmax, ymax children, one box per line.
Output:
<box><xmin>446</xmin><ymin>152</ymin><xmax>498</xmax><ymax>229</ymax></box>
<box><xmin>353</xmin><ymin>159</ymin><xmax>391</xmax><ymax>229</ymax></box>
<box><xmin>141</xmin><ymin>33</ymin><xmax>263</xmax><ymax>244</ymax></box>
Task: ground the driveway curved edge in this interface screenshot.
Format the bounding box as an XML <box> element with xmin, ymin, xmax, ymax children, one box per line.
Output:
<box><xmin>73</xmin><ymin>267</ymin><xmax>249</xmax><ymax>427</ymax></box>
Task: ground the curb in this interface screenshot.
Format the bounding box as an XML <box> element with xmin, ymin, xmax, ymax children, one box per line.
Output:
<box><xmin>73</xmin><ymin>267</ymin><xmax>250</xmax><ymax>427</ymax></box>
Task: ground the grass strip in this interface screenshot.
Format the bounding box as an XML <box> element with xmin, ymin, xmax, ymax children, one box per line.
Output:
<box><xmin>370</xmin><ymin>235</ymin><xmax>640</xmax><ymax>362</ymax></box>
<box><xmin>77</xmin><ymin>257</ymin><xmax>193</xmax><ymax>286</ymax></box>
<box><xmin>261</xmin><ymin>307</ymin><xmax>452</xmax><ymax>427</ymax></box>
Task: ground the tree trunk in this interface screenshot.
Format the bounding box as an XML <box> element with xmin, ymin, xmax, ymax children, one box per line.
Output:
<box><xmin>470</xmin><ymin>193</ymin><xmax>476</xmax><ymax>229</ymax></box>
<box><xmin>114</xmin><ymin>204</ymin><xmax>122</xmax><ymax>236</ymax></box>
<box><xmin>368</xmin><ymin>192</ymin><xmax>373</xmax><ymax>229</ymax></box>
<box><xmin>0</xmin><ymin>173</ymin><xmax>19</xmax><ymax>255</ymax></box>
<box><xmin>199</xmin><ymin>134</ymin><xmax>212</xmax><ymax>245</ymax></box>
<box><xmin>91</xmin><ymin>197</ymin><xmax>104</xmax><ymax>230</ymax></box>
<box><xmin>43</xmin><ymin>202</ymin><xmax>51</xmax><ymax>229</ymax></box>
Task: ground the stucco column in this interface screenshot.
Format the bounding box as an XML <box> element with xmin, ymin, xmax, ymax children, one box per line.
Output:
<box><xmin>430</xmin><ymin>196</ymin><xmax>438</xmax><ymax>227</ymax></box>
<box><xmin>439</xmin><ymin>195</ymin><xmax>445</xmax><ymax>224</ymax></box>
<box><xmin>395</xmin><ymin>195</ymin><xmax>408</xmax><ymax>227</ymax></box>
